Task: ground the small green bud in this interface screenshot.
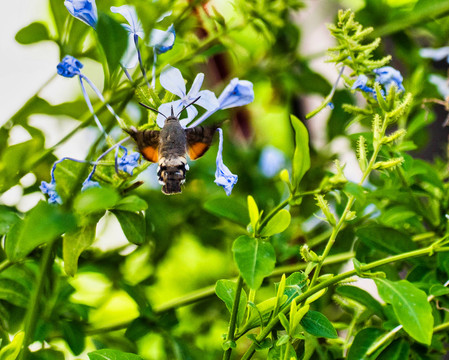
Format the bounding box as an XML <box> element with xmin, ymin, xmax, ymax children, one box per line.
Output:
<box><xmin>382</xmin><ymin>129</ymin><xmax>406</xmax><ymax>144</ymax></box>
<box><xmin>300</xmin><ymin>244</ymin><xmax>320</xmax><ymax>263</ymax></box>
<box><xmin>373</xmin><ymin>157</ymin><xmax>404</xmax><ymax>170</ymax></box>
<box><xmin>372</xmin><ymin>114</ymin><xmax>382</xmax><ymax>144</ymax></box>
<box><xmin>280</xmin><ymin>169</ymin><xmax>290</xmax><ymax>184</ymax></box>
<box><xmin>315</xmin><ymin>194</ymin><xmax>336</xmax><ymax>226</ymax></box>
<box><xmin>356</xmin><ymin>136</ymin><xmax>368</xmax><ymax>172</ymax></box>
<box><xmin>345</xmin><ymin>211</ymin><xmax>357</xmax><ymax>221</ymax></box>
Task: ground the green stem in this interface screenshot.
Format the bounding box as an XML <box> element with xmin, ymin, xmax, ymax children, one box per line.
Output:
<box><xmin>366</xmin><ymin>325</ymin><xmax>402</xmax><ymax>356</ymax></box>
<box><xmin>241</xmin><ymin>244</ymin><xmax>449</xmax><ymax>359</ymax></box>
<box><xmin>223</xmin><ymin>276</ymin><xmax>244</xmax><ymax>360</ymax></box>
<box><xmin>434</xmin><ymin>321</ymin><xmax>449</xmax><ymax>333</ymax></box>
<box><xmin>19</xmin><ymin>240</ymin><xmax>57</xmax><ymax>360</ymax></box>
<box><xmin>0</xmin><ymin>259</ymin><xmax>13</xmax><ymax>273</ymax></box>
<box><xmin>76</xmin><ymin>253</ymin><xmax>354</xmax><ymax>338</ymax></box>
<box><xmin>309</xmin><ymin>116</ymin><xmax>388</xmax><ymax>288</ymax></box>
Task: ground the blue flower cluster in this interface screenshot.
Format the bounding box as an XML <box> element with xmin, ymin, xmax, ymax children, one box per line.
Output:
<box><xmin>41</xmin><ymin>0</ymin><xmax>254</xmax><ymax>204</ymax></box>
<box><xmin>352</xmin><ymin>66</ymin><xmax>404</xmax><ymax>98</ymax></box>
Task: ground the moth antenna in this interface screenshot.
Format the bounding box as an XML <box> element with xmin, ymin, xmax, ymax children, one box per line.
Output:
<box><xmin>177</xmin><ymin>96</ymin><xmax>201</xmax><ymax>118</ymax></box>
<box><xmin>171</xmin><ymin>105</ymin><xmax>174</xmax><ymax>118</ymax></box>
<box><xmin>139</xmin><ymin>102</ymin><xmax>167</xmax><ymax>119</ymax></box>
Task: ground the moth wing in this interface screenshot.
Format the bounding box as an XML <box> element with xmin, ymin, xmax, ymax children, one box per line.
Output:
<box><xmin>185</xmin><ymin>125</ymin><xmax>218</xmax><ymax>160</ymax></box>
<box><xmin>125</xmin><ymin>127</ymin><xmax>160</xmax><ymax>162</ymax></box>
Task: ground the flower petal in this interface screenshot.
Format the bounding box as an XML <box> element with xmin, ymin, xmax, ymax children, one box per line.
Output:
<box><xmin>429</xmin><ymin>74</ymin><xmax>449</xmax><ymax>98</ymax></box>
<box><xmin>157</xmin><ymin>10</ymin><xmax>172</xmax><ymax>22</ymax></box>
<box><xmin>110</xmin><ymin>5</ymin><xmax>144</xmax><ymax>38</ymax></box>
<box><xmin>373</xmin><ymin>66</ymin><xmax>405</xmax><ymax>92</ymax></box>
<box><xmin>188</xmin><ymin>73</ymin><xmax>205</xmax><ymax>98</ymax></box>
<box><xmin>120</xmin><ymin>33</ymin><xmax>139</xmax><ymax>69</ymax></box>
<box><xmin>160</xmin><ymin>65</ymin><xmax>186</xmax><ymax>98</ymax></box>
<box><xmin>57</xmin><ymin>55</ymin><xmax>83</xmax><ymax>78</ymax></box>
<box><xmin>64</xmin><ymin>0</ymin><xmax>98</xmax><ymax>28</ymax></box>
<box><xmin>214</xmin><ymin>128</ymin><xmax>237</xmax><ymax>196</ymax></box>
<box><xmin>156</xmin><ymin>101</ymin><xmax>183</xmax><ymax>127</ymax></box>
<box><xmin>196</xmin><ymin>90</ymin><xmax>220</xmax><ymax>111</ymax></box>
<box><xmin>149</xmin><ymin>25</ymin><xmax>176</xmax><ymax>54</ymax></box>
<box><xmin>81</xmin><ymin>179</ymin><xmax>100</xmax><ymax>191</ymax></box>
<box><xmin>420</xmin><ymin>47</ymin><xmax>449</xmax><ymax>63</ymax></box>
<box><xmin>117</xmin><ymin>151</ymin><xmax>141</xmax><ymax>175</ymax></box>
<box><xmin>218</xmin><ymin>78</ymin><xmax>254</xmax><ymax>109</ymax></box>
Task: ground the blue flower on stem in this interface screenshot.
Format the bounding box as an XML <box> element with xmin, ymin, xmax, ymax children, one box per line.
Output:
<box><xmin>214</xmin><ymin>128</ymin><xmax>238</xmax><ymax>196</ymax></box>
<box><xmin>156</xmin><ymin>65</ymin><xmax>219</xmax><ymax>127</ymax></box>
<box><xmin>188</xmin><ymin>78</ymin><xmax>255</xmax><ymax>128</ymax></box>
<box><xmin>420</xmin><ymin>46</ymin><xmax>449</xmax><ymax>63</ymax></box>
<box><xmin>149</xmin><ymin>25</ymin><xmax>176</xmax><ymax>54</ymax></box>
<box><xmin>64</xmin><ymin>0</ymin><xmax>98</xmax><ymax>28</ymax></box>
<box><xmin>115</xmin><ymin>146</ymin><xmax>141</xmax><ymax>175</ymax></box>
<box><xmin>57</xmin><ymin>55</ymin><xmax>126</xmax><ymax>136</ymax></box>
<box><xmin>111</xmin><ymin>5</ymin><xmax>150</xmax><ymax>87</ymax></box>
<box><xmin>40</xmin><ymin>181</ymin><xmax>62</xmax><ymax>205</ymax></box>
<box><xmin>81</xmin><ymin>178</ymin><xmax>100</xmax><ymax>191</ymax></box>
<box><xmin>373</xmin><ymin>66</ymin><xmax>405</xmax><ymax>92</ymax></box>
<box><xmin>259</xmin><ymin>146</ymin><xmax>286</xmax><ymax>178</ymax></box>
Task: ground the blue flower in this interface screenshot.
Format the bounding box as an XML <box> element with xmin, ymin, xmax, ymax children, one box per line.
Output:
<box><xmin>373</xmin><ymin>66</ymin><xmax>405</xmax><ymax>92</ymax></box>
<box><xmin>81</xmin><ymin>178</ymin><xmax>100</xmax><ymax>191</ymax></box>
<box><xmin>111</xmin><ymin>5</ymin><xmax>144</xmax><ymax>69</ymax></box>
<box><xmin>259</xmin><ymin>146</ymin><xmax>285</xmax><ymax>178</ymax></box>
<box><xmin>57</xmin><ymin>55</ymin><xmax>83</xmax><ymax>78</ymax></box>
<box><xmin>188</xmin><ymin>77</ymin><xmax>255</xmax><ymax>128</ymax></box>
<box><xmin>351</xmin><ymin>75</ymin><xmax>373</xmax><ymax>93</ymax></box>
<box><xmin>115</xmin><ymin>146</ymin><xmax>140</xmax><ymax>175</ymax></box>
<box><xmin>64</xmin><ymin>0</ymin><xmax>97</xmax><ymax>28</ymax></box>
<box><xmin>217</xmin><ymin>78</ymin><xmax>254</xmax><ymax>109</ymax></box>
<box><xmin>156</xmin><ymin>65</ymin><xmax>219</xmax><ymax>127</ymax></box>
<box><xmin>214</xmin><ymin>128</ymin><xmax>238</xmax><ymax>196</ymax></box>
<box><xmin>420</xmin><ymin>47</ymin><xmax>449</xmax><ymax>63</ymax></box>
<box><xmin>40</xmin><ymin>181</ymin><xmax>62</xmax><ymax>205</ymax></box>
<box><xmin>149</xmin><ymin>25</ymin><xmax>176</xmax><ymax>54</ymax></box>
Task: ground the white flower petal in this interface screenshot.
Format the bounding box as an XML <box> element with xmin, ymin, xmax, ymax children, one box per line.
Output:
<box><xmin>160</xmin><ymin>65</ymin><xmax>186</xmax><ymax>98</ymax></box>
<box><xmin>149</xmin><ymin>27</ymin><xmax>175</xmax><ymax>53</ymax></box>
<box><xmin>157</xmin><ymin>10</ymin><xmax>172</xmax><ymax>22</ymax></box>
<box><xmin>196</xmin><ymin>90</ymin><xmax>219</xmax><ymax>110</ymax></box>
<box><xmin>420</xmin><ymin>47</ymin><xmax>449</xmax><ymax>62</ymax></box>
<box><xmin>188</xmin><ymin>73</ymin><xmax>204</xmax><ymax>98</ymax></box>
<box><xmin>111</xmin><ymin>5</ymin><xmax>144</xmax><ymax>38</ymax></box>
<box><xmin>120</xmin><ymin>33</ymin><xmax>139</xmax><ymax>68</ymax></box>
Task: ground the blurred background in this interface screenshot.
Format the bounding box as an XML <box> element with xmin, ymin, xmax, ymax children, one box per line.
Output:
<box><xmin>2</xmin><ymin>0</ymin><xmax>449</xmax><ymax>358</ymax></box>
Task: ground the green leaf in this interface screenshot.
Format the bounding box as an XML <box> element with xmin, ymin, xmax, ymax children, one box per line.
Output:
<box><xmin>336</xmin><ymin>285</ymin><xmax>384</xmax><ymax>318</ymax></box>
<box><xmin>204</xmin><ymin>197</ymin><xmax>249</xmax><ymax>226</ymax></box>
<box><xmin>247</xmin><ymin>195</ymin><xmax>259</xmax><ymax>231</ymax></box>
<box><xmin>378</xmin><ymin>339</ymin><xmax>410</xmax><ymax>360</ymax></box>
<box><xmin>88</xmin><ymin>349</ymin><xmax>143</xmax><ymax>360</ymax></box>
<box><xmin>60</xmin><ymin>321</ymin><xmax>85</xmax><ymax>355</ymax></box>
<box><xmin>259</xmin><ymin>209</ymin><xmax>291</xmax><ymax>237</ymax></box>
<box><xmin>5</xmin><ymin>202</ymin><xmax>76</xmax><ymax>262</ymax></box>
<box><xmin>290</xmin><ymin>115</ymin><xmax>310</xmax><ymax>191</ymax></box>
<box><xmin>429</xmin><ymin>284</ymin><xmax>449</xmax><ymax>297</ymax></box>
<box><xmin>0</xmin><ymin>207</ymin><xmax>20</xmax><ymax>236</ymax></box>
<box><xmin>112</xmin><ymin>210</ymin><xmax>146</xmax><ymax>245</ymax></box>
<box><xmin>74</xmin><ymin>187</ymin><xmax>119</xmax><ymax>214</ymax></box>
<box><xmin>15</xmin><ymin>22</ymin><xmax>51</xmax><ymax>44</ymax></box>
<box><xmin>300</xmin><ymin>310</ymin><xmax>337</xmax><ymax>339</ymax></box>
<box><xmin>356</xmin><ymin>226</ymin><xmax>417</xmax><ymax>255</ymax></box>
<box><xmin>114</xmin><ymin>196</ymin><xmax>148</xmax><ymax>212</ymax></box>
<box><xmin>0</xmin><ymin>279</ymin><xmax>29</xmax><ymax>308</ymax></box>
<box><xmin>96</xmin><ymin>13</ymin><xmax>128</xmax><ymax>75</ymax></box>
<box><xmin>0</xmin><ymin>331</ymin><xmax>24</xmax><ymax>360</ymax></box>
<box><xmin>28</xmin><ymin>349</ymin><xmax>64</xmax><ymax>360</ymax></box>
<box><xmin>375</xmin><ymin>279</ymin><xmax>433</xmax><ymax>345</ymax></box>
<box><xmin>63</xmin><ymin>224</ymin><xmax>96</xmax><ymax>277</ymax></box>
<box><xmin>215</xmin><ymin>279</ymin><xmax>247</xmax><ymax>327</ymax></box>
<box><xmin>232</xmin><ymin>236</ymin><xmax>276</xmax><ymax>290</ymax></box>
<box><xmin>347</xmin><ymin>328</ymin><xmax>384</xmax><ymax>360</ymax></box>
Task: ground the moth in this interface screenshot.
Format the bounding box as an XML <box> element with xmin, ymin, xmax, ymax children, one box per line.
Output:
<box><xmin>125</xmin><ymin>98</ymin><xmax>218</xmax><ymax>195</ymax></box>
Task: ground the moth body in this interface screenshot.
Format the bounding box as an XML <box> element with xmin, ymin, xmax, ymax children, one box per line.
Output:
<box><xmin>126</xmin><ymin>114</ymin><xmax>218</xmax><ymax>195</ymax></box>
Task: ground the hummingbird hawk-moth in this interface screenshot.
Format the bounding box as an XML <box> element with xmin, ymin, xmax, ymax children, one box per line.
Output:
<box><xmin>125</xmin><ymin>99</ymin><xmax>218</xmax><ymax>195</ymax></box>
